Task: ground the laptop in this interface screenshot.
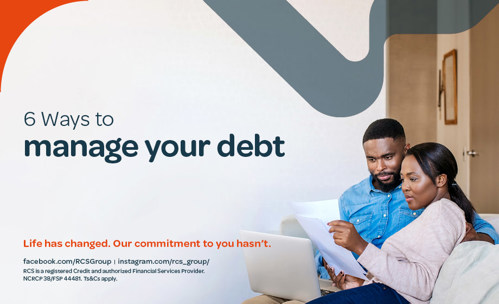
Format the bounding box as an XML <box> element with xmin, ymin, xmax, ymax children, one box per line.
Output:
<box><xmin>240</xmin><ymin>230</ymin><xmax>337</xmax><ymax>302</ymax></box>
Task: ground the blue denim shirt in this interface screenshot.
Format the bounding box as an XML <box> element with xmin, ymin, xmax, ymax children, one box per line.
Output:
<box><xmin>316</xmin><ymin>176</ymin><xmax>499</xmax><ymax>279</ymax></box>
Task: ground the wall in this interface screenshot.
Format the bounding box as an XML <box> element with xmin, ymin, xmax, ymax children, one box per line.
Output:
<box><xmin>387</xmin><ymin>35</ymin><xmax>437</xmax><ymax>145</ymax></box>
<box><xmin>436</xmin><ymin>9</ymin><xmax>471</xmax><ymax>194</ymax></box>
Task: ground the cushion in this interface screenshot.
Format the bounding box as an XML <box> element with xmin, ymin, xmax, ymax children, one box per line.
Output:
<box><xmin>431</xmin><ymin>241</ymin><xmax>499</xmax><ymax>303</ymax></box>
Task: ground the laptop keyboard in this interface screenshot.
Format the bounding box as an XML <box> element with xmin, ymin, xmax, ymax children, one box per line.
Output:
<box><xmin>320</xmin><ymin>289</ymin><xmax>335</xmax><ymax>296</ymax></box>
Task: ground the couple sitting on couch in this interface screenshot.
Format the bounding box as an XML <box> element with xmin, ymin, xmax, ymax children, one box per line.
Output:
<box><xmin>244</xmin><ymin>118</ymin><xmax>499</xmax><ymax>304</ymax></box>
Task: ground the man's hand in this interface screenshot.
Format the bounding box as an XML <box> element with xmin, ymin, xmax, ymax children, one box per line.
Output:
<box><xmin>325</xmin><ymin>263</ymin><xmax>364</xmax><ymax>290</ymax></box>
<box><xmin>328</xmin><ymin>220</ymin><xmax>368</xmax><ymax>255</ymax></box>
<box><xmin>461</xmin><ymin>223</ymin><xmax>494</xmax><ymax>244</ymax></box>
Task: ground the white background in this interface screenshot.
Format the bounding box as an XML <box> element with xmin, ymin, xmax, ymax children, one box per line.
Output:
<box><xmin>0</xmin><ymin>1</ymin><xmax>383</xmax><ymax>303</ymax></box>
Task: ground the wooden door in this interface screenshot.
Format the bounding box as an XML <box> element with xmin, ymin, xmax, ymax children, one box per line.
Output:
<box><xmin>469</xmin><ymin>4</ymin><xmax>499</xmax><ymax>213</ymax></box>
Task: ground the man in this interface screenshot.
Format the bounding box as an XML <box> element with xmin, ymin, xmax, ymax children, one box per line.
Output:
<box><xmin>243</xmin><ymin>118</ymin><xmax>498</xmax><ymax>304</ymax></box>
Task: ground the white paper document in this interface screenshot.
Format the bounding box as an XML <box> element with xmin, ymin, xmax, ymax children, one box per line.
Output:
<box><xmin>291</xmin><ymin>199</ymin><xmax>340</xmax><ymax>223</ymax></box>
<box><xmin>291</xmin><ymin>201</ymin><xmax>367</xmax><ymax>279</ymax></box>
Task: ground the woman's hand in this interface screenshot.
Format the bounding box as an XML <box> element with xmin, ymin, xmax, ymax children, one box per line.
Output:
<box><xmin>325</xmin><ymin>263</ymin><xmax>364</xmax><ymax>290</ymax></box>
<box><xmin>328</xmin><ymin>220</ymin><xmax>368</xmax><ymax>256</ymax></box>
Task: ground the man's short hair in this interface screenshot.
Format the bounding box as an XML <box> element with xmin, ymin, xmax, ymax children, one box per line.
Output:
<box><xmin>362</xmin><ymin>118</ymin><xmax>406</xmax><ymax>143</ymax></box>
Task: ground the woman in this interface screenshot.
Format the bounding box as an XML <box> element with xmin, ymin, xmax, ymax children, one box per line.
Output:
<box><xmin>307</xmin><ymin>143</ymin><xmax>474</xmax><ymax>304</ymax></box>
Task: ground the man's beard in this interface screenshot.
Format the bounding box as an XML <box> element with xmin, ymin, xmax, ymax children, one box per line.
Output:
<box><xmin>372</xmin><ymin>171</ymin><xmax>401</xmax><ymax>193</ymax></box>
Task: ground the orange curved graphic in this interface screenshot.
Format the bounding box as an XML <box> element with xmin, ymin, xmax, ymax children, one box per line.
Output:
<box><xmin>0</xmin><ymin>0</ymin><xmax>87</xmax><ymax>92</ymax></box>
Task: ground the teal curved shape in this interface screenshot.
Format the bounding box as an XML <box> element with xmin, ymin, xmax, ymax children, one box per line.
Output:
<box><xmin>203</xmin><ymin>0</ymin><xmax>499</xmax><ymax>117</ymax></box>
